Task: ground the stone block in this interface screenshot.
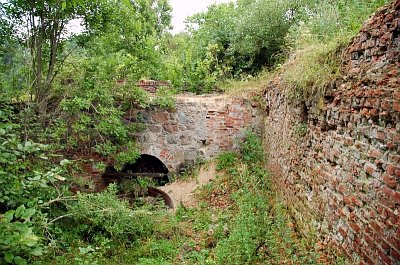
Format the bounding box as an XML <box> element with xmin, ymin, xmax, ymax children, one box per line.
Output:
<box><xmin>184</xmin><ymin>149</ymin><xmax>197</xmax><ymax>161</ymax></box>
<box><xmin>153</xmin><ymin>112</ymin><xmax>170</xmax><ymax>123</ymax></box>
<box><xmin>162</xmin><ymin>122</ymin><xmax>178</xmax><ymax>133</ymax></box>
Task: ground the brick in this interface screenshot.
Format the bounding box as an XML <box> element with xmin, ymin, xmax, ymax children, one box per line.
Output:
<box><xmin>380</xmin><ymin>32</ymin><xmax>393</xmax><ymax>44</ymax></box>
<box><xmin>381</xmin><ymin>238</ymin><xmax>392</xmax><ymax>253</ymax></box>
<box><xmin>364</xmin><ymin>232</ymin><xmax>375</xmax><ymax>246</ymax></box>
<box><xmin>349</xmin><ymin>222</ymin><xmax>362</xmax><ymax>233</ymax></box>
<box><xmin>394</xmin><ymin>100</ymin><xmax>400</xmax><ymax>112</ymax></box>
<box><xmin>380</xmin><ymin>186</ymin><xmax>399</xmax><ymax>207</ymax></box>
<box><xmin>381</xmin><ymin>174</ymin><xmax>397</xmax><ymax>188</ymax></box>
<box><xmin>351</xmin><ymin>196</ymin><xmax>364</xmax><ymax>207</ymax></box>
<box><xmin>388</xmin><ymin>154</ymin><xmax>400</xmax><ymax>165</ymax></box>
<box><xmin>360</xmin><ymin>247</ymin><xmax>375</xmax><ymax>264</ymax></box>
<box><xmin>339</xmin><ymin>226</ymin><xmax>348</xmax><ymax>237</ymax></box>
<box><xmin>343</xmin><ymin>195</ymin><xmax>353</xmax><ymax>207</ymax></box>
<box><xmin>377</xmin><ymin>247</ymin><xmax>393</xmax><ymax>265</ymax></box>
<box><xmin>370</xmin><ymin>221</ymin><xmax>385</xmax><ymax>235</ymax></box>
<box><xmin>391</xmin><ymin>247</ymin><xmax>400</xmax><ymax>262</ymax></box>
<box><xmin>365</xmin><ymin>163</ymin><xmax>377</xmax><ymax>175</ymax></box>
<box><xmin>153</xmin><ymin>112</ymin><xmax>170</xmax><ymax>123</ymax></box>
<box><xmin>386</xmin><ymin>164</ymin><xmax>400</xmax><ymax>179</ymax></box>
<box><xmin>393</xmin><ymin>191</ymin><xmax>400</xmax><ymax>205</ymax></box>
<box><xmin>390</xmin><ymin>235</ymin><xmax>400</xmax><ymax>250</ymax></box>
<box><xmin>368</xmin><ymin>147</ymin><xmax>383</xmax><ymax>159</ymax></box>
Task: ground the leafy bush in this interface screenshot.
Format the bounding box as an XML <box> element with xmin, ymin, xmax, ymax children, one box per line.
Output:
<box><xmin>150</xmin><ymin>87</ymin><xmax>176</xmax><ymax>109</ymax></box>
<box><xmin>0</xmin><ymin>205</ymin><xmax>42</xmax><ymax>265</ymax></box>
<box><xmin>231</xmin><ymin>0</ymin><xmax>300</xmax><ymax>72</ymax></box>
<box><xmin>287</xmin><ymin>0</ymin><xmax>391</xmax><ymax>48</ymax></box>
<box><xmin>62</xmin><ymin>185</ymin><xmax>159</xmax><ymax>243</ymax></box>
<box><xmin>0</xmin><ymin>108</ymin><xmax>71</xmax><ymax>264</ymax></box>
<box><xmin>41</xmin><ymin>184</ymin><xmax>178</xmax><ymax>264</ymax></box>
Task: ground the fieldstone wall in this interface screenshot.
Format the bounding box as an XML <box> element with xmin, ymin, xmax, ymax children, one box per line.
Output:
<box><xmin>131</xmin><ymin>95</ymin><xmax>261</xmax><ymax>172</ymax></box>
<box><xmin>263</xmin><ymin>1</ymin><xmax>399</xmax><ymax>264</ymax></box>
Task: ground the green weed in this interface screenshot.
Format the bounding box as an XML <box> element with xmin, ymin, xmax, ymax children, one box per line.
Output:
<box><xmin>282</xmin><ymin>41</ymin><xmax>343</xmax><ymax>103</ymax></box>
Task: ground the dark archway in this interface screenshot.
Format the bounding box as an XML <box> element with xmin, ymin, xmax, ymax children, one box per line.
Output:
<box><xmin>102</xmin><ymin>155</ymin><xmax>172</xmax><ymax>207</ymax></box>
<box><xmin>103</xmin><ymin>155</ymin><xmax>169</xmax><ymax>185</ymax></box>
<box><xmin>122</xmin><ymin>154</ymin><xmax>169</xmax><ymax>175</ymax></box>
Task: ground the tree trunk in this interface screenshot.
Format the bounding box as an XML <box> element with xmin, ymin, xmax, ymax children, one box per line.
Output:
<box><xmin>35</xmin><ymin>21</ymin><xmax>47</xmax><ymax>126</ymax></box>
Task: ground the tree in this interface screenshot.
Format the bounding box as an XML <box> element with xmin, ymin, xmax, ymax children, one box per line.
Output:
<box><xmin>0</xmin><ymin>0</ymin><xmax>171</xmax><ymax>124</ymax></box>
<box><xmin>232</xmin><ymin>0</ymin><xmax>302</xmax><ymax>71</ymax></box>
<box><xmin>0</xmin><ymin>1</ymin><xmax>88</xmax><ymax>124</ymax></box>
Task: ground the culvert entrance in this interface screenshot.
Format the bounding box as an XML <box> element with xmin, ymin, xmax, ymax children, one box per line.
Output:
<box><xmin>102</xmin><ymin>154</ymin><xmax>173</xmax><ymax>208</ymax></box>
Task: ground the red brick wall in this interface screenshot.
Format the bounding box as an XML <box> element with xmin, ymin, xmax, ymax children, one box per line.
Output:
<box><xmin>263</xmin><ymin>1</ymin><xmax>399</xmax><ymax>264</ymax></box>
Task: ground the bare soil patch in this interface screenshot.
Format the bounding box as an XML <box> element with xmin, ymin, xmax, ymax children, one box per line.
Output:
<box><xmin>159</xmin><ymin>162</ymin><xmax>217</xmax><ymax>208</ymax></box>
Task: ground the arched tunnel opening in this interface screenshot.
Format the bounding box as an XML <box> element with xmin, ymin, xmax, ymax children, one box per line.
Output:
<box><xmin>123</xmin><ymin>154</ymin><xmax>169</xmax><ymax>183</ymax></box>
<box><xmin>102</xmin><ymin>154</ymin><xmax>173</xmax><ymax>208</ymax></box>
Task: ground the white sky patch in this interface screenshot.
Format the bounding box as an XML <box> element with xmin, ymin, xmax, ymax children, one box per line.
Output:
<box><xmin>169</xmin><ymin>0</ymin><xmax>233</xmax><ymax>34</ymax></box>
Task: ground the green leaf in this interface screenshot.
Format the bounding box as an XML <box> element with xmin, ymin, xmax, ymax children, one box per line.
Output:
<box><xmin>4</xmin><ymin>210</ymin><xmax>14</xmax><ymax>222</ymax></box>
<box><xmin>4</xmin><ymin>252</ymin><xmax>14</xmax><ymax>263</ymax></box>
<box><xmin>15</xmin><ymin>205</ymin><xmax>26</xmax><ymax>218</ymax></box>
<box><xmin>60</xmin><ymin>159</ymin><xmax>71</xmax><ymax>166</ymax></box>
<box><xmin>14</xmin><ymin>256</ymin><xmax>27</xmax><ymax>265</ymax></box>
<box><xmin>21</xmin><ymin>208</ymin><xmax>35</xmax><ymax>221</ymax></box>
<box><xmin>54</xmin><ymin>175</ymin><xmax>66</xmax><ymax>181</ymax></box>
<box><xmin>61</xmin><ymin>1</ymin><xmax>67</xmax><ymax>9</ymax></box>
<box><xmin>30</xmin><ymin>247</ymin><xmax>43</xmax><ymax>256</ymax></box>
<box><xmin>21</xmin><ymin>233</ymin><xmax>39</xmax><ymax>247</ymax></box>
<box><xmin>121</xmin><ymin>0</ymin><xmax>131</xmax><ymax>7</ymax></box>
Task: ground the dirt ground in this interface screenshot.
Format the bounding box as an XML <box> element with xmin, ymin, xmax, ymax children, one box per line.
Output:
<box><xmin>159</xmin><ymin>162</ymin><xmax>217</xmax><ymax>209</ymax></box>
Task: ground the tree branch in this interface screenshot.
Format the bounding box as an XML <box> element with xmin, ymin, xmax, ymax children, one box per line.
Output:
<box><xmin>48</xmin><ymin>208</ymin><xmax>113</xmax><ymax>224</ymax></box>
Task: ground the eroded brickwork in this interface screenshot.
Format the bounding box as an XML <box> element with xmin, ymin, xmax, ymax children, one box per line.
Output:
<box><xmin>131</xmin><ymin>95</ymin><xmax>261</xmax><ymax>172</ymax></box>
<box><xmin>263</xmin><ymin>1</ymin><xmax>399</xmax><ymax>264</ymax></box>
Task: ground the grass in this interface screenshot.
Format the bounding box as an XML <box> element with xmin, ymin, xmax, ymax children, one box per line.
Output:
<box><xmin>281</xmin><ymin>39</ymin><xmax>345</xmax><ymax>103</ymax></box>
<box><xmin>36</xmin><ymin>133</ymin><xmax>348</xmax><ymax>264</ymax></box>
<box><xmin>218</xmin><ymin>69</ymin><xmax>274</xmax><ymax>98</ymax></box>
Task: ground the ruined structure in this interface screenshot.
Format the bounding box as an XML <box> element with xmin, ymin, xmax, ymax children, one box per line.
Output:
<box><xmin>263</xmin><ymin>1</ymin><xmax>400</xmax><ymax>264</ymax></box>
<box><xmin>129</xmin><ymin>95</ymin><xmax>261</xmax><ymax>172</ymax></box>
<box><xmin>90</xmin><ymin>2</ymin><xmax>399</xmax><ymax>263</ymax></box>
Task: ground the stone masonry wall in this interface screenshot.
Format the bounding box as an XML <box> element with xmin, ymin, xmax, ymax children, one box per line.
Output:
<box><xmin>131</xmin><ymin>95</ymin><xmax>261</xmax><ymax>172</ymax></box>
<box><xmin>263</xmin><ymin>1</ymin><xmax>399</xmax><ymax>264</ymax></box>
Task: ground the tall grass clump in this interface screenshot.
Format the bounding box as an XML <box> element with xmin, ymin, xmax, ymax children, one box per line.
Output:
<box><xmin>282</xmin><ymin>41</ymin><xmax>343</xmax><ymax>102</ymax></box>
<box><xmin>282</xmin><ymin>0</ymin><xmax>391</xmax><ymax>101</ymax></box>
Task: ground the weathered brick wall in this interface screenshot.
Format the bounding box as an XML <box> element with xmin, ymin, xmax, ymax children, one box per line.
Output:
<box><xmin>130</xmin><ymin>95</ymin><xmax>261</xmax><ymax>172</ymax></box>
<box><xmin>263</xmin><ymin>1</ymin><xmax>399</xmax><ymax>264</ymax></box>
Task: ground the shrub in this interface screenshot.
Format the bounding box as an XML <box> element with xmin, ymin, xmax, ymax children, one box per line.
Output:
<box><xmin>0</xmin><ymin>206</ymin><xmax>42</xmax><ymax>265</ymax></box>
<box><xmin>0</xmin><ymin>107</ymin><xmax>71</xmax><ymax>264</ymax></box>
<box><xmin>62</xmin><ymin>185</ymin><xmax>160</xmax><ymax>244</ymax></box>
<box><xmin>282</xmin><ymin>0</ymin><xmax>390</xmax><ymax>102</ymax></box>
